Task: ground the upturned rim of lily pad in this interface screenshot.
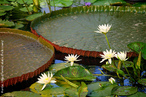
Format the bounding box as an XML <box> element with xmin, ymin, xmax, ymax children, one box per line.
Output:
<box><xmin>0</xmin><ymin>28</ymin><xmax>55</xmax><ymax>87</ymax></box>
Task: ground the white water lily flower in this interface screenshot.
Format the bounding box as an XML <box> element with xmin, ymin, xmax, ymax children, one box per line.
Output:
<box><xmin>115</xmin><ymin>51</ymin><xmax>128</xmax><ymax>61</ymax></box>
<box><xmin>64</xmin><ymin>54</ymin><xmax>81</xmax><ymax>66</ymax></box>
<box><xmin>94</xmin><ymin>24</ymin><xmax>112</xmax><ymax>34</ymax></box>
<box><xmin>37</xmin><ymin>72</ymin><xmax>56</xmax><ymax>90</ymax></box>
<box><xmin>100</xmin><ymin>49</ymin><xmax>116</xmax><ymax>64</ymax></box>
<box><xmin>109</xmin><ymin>77</ymin><xmax>116</xmax><ymax>84</ymax></box>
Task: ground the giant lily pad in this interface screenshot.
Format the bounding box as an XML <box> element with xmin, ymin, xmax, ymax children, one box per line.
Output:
<box><xmin>31</xmin><ymin>6</ymin><xmax>146</xmax><ymax>57</ymax></box>
<box><xmin>0</xmin><ymin>28</ymin><xmax>54</xmax><ymax>87</ymax></box>
<box><xmin>54</xmin><ymin>65</ymin><xmax>96</xmax><ymax>81</ymax></box>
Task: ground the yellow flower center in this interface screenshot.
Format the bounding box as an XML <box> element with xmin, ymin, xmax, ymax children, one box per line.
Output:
<box><xmin>43</xmin><ymin>77</ymin><xmax>51</xmax><ymax>83</ymax></box>
<box><xmin>45</xmin><ymin>78</ymin><xmax>49</xmax><ymax>81</ymax></box>
<box><xmin>106</xmin><ymin>54</ymin><xmax>113</xmax><ymax>59</ymax></box>
<box><xmin>69</xmin><ymin>57</ymin><xmax>75</xmax><ymax>61</ymax></box>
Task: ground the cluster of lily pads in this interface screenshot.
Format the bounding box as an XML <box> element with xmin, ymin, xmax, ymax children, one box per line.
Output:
<box><xmin>4</xmin><ymin>24</ymin><xmax>145</xmax><ymax>96</ymax></box>
<box><xmin>27</xmin><ymin>24</ymin><xmax>145</xmax><ymax>97</ymax></box>
<box><xmin>1</xmin><ymin>0</ymin><xmax>145</xmax><ymax>30</ymax></box>
<box><xmin>1</xmin><ymin>0</ymin><xmax>146</xmax><ymax>97</ymax></box>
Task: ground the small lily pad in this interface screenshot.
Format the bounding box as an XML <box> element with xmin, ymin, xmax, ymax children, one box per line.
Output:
<box><xmin>2</xmin><ymin>91</ymin><xmax>41</xmax><ymax>97</ymax></box>
<box><xmin>111</xmin><ymin>86</ymin><xmax>137</xmax><ymax>96</ymax></box>
<box><xmin>0</xmin><ymin>19</ymin><xmax>15</xmax><ymax>27</ymax></box>
<box><xmin>88</xmin><ymin>82</ymin><xmax>117</xmax><ymax>97</ymax></box>
<box><xmin>0</xmin><ymin>0</ymin><xmax>9</xmax><ymax>4</ymax></box>
<box><xmin>17</xmin><ymin>0</ymin><xmax>33</xmax><ymax>4</ymax></box>
<box><xmin>19</xmin><ymin>6</ymin><xmax>33</xmax><ymax>12</ymax></box>
<box><xmin>127</xmin><ymin>42</ymin><xmax>146</xmax><ymax>53</ymax></box>
<box><xmin>85</xmin><ymin>0</ymin><xmax>96</xmax><ymax>3</ymax></box>
<box><xmin>93</xmin><ymin>0</ymin><xmax>126</xmax><ymax>6</ymax></box>
<box><xmin>0</xmin><ymin>5</ymin><xmax>14</xmax><ymax>11</ymax></box>
<box><xmin>127</xmin><ymin>42</ymin><xmax>146</xmax><ymax>59</ymax></box>
<box><xmin>128</xmin><ymin>92</ymin><xmax>146</xmax><ymax>97</ymax></box>
<box><xmin>25</xmin><ymin>13</ymin><xmax>43</xmax><ymax>21</ymax></box>
<box><xmin>50</xmin><ymin>0</ymin><xmax>73</xmax><ymax>7</ymax></box>
<box><xmin>138</xmin><ymin>78</ymin><xmax>146</xmax><ymax>86</ymax></box>
<box><xmin>102</xmin><ymin>64</ymin><xmax>117</xmax><ymax>72</ymax></box>
<box><xmin>30</xmin><ymin>82</ymin><xmax>66</xmax><ymax>97</ymax></box>
<box><xmin>0</xmin><ymin>12</ymin><xmax>6</xmax><ymax>16</ymax></box>
<box><xmin>49</xmin><ymin>63</ymin><xmax>79</xmax><ymax>74</ymax></box>
<box><xmin>54</xmin><ymin>65</ymin><xmax>96</xmax><ymax>81</ymax></box>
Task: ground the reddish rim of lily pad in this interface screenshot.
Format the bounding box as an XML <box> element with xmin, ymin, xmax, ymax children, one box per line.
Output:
<box><xmin>0</xmin><ymin>28</ymin><xmax>55</xmax><ymax>87</ymax></box>
<box><xmin>31</xmin><ymin>28</ymin><xmax>138</xmax><ymax>58</ymax></box>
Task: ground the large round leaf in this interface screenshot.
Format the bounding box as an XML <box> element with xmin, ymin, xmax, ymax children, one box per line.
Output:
<box><xmin>111</xmin><ymin>86</ymin><xmax>138</xmax><ymax>96</ymax></box>
<box><xmin>31</xmin><ymin>6</ymin><xmax>146</xmax><ymax>57</ymax></box>
<box><xmin>0</xmin><ymin>28</ymin><xmax>54</xmax><ymax>87</ymax></box>
<box><xmin>54</xmin><ymin>65</ymin><xmax>96</xmax><ymax>81</ymax></box>
<box><xmin>2</xmin><ymin>91</ymin><xmax>41</xmax><ymax>97</ymax></box>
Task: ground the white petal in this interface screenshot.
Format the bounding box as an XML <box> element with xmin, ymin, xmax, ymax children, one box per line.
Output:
<box><xmin>108</xmin><ymin>59</ymin><xmax>112</xmax><ymax>64</ymax></box>
<box><xmin>100</xmin><ymin>59</ymin><xmax>106</xmax><ymax>63</ymax></box>
<box><xmin>71</xmin><ymin>61</ymin><xmax>74</xmax><ymax>66</ymax></box>
<box><xmin>50</xmin><ymin>80</ymin><xmax>56</xmax><ymax>83</ymax></box>
<box><xmin>41</xmin><ymin>84</ymin><xmax>47</xmax><ymax>91</ymax></box>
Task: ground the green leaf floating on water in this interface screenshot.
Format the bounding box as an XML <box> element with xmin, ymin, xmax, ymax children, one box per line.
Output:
<box><xmin>0</xmin><ymin>5</ymin><xmax>14</xmax><ymax>11</ymax></box>
<box><xmin>30</xmin><ymin>82</ymin><xmax>67</xmax><ymax>97</ymax></box>
<box><xmin>65</xmin><ymin>82</ymin><xmax>88</xmax><ymax>97</ymax></box>
<box><xmin>138</xmin><ymin>78</ymin><xmax>146</xmax><ymax>86</ymax></box>
<box><xmin>93</xmin><ymin>0</ymin><xmax>126</xmax><ymax>6</ymax></box>
<box><xmin>17</xmin><ymin>0</ymin><xmax>33</xmax><ymax>4</ymax></box>
<box><xmin>54</xmin><ymin>65</ymin><xmax>96</xmax><ymax>81</ymax></box>
<box><xmin>19</xmin><ymin>6</ymin><xmax>33</xmax><ymax>12</ymax></box>
<box><xmin>49</xmin><ymin>63</ymin><xmax>79</xmax><ymax>74</ymax></box>
<box><xmin>127</xmin><ymin>42</ymin><xmax>146</xmax><ymax>59</ymax></box>
<box><xmin>2</xmin><ymin>91</ymin><xmax>41</xmax><ymax>97</ymax></box>
<box><xmin>85</xmin><ymin>0</ymin><xmax>96</xmax><ymax>3</ymax></box>
<box><xmin>78</xmin><ymin>82</ymin><xmax>88</xmax><ymax>97</ymax></box>
<box><xmin>0</xmin><ymin>0</ymin><xmax>9</xmax><ymax>4</ymax></box>
<box><xmin>0</xmin><ymin>12</ymin><xmax>6</xmax><ymax>16</ymax></box>
<box><xmin>88</xmin><ymin>82</ymin><xmax>117</xmax><ymax>97</ymax></box>
<box><xmin>25</xmin><ymin>13</ymin><xmax>44</xmax><ymax>21</ymax></box>
<box><xmin>111</xmin><ymin>86</ymin><xmax>138</xmax><ymax>96</ymax></box>
<box><xmin>0</xmin><ymin>19</ymin><xmax>15</xmax><ymax>27</ymax></box>
<box><xmin>50</xmin><ymin>0</ymin><xmax>73</xmax><ymax>7</ymax></box>
<box><xmin>127</xmin><ymin>92</ymin><xmax>146</xmax><ymax>97</ymax></box>
<box><xmin>30</xmin><ymin>79</ymin><xmax>87</xmax><ymax>97</ymax></box>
